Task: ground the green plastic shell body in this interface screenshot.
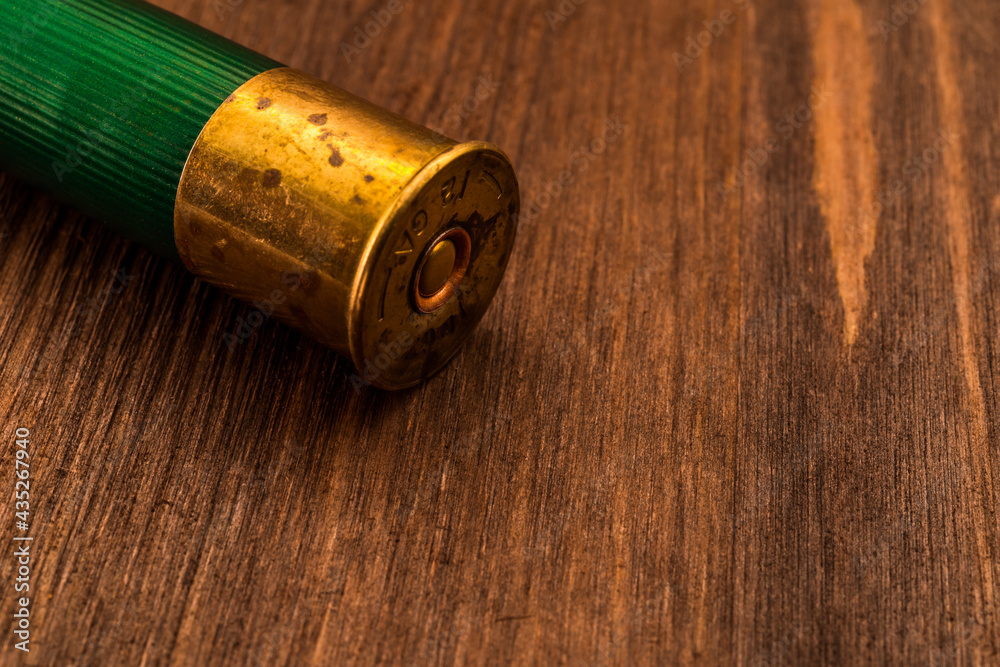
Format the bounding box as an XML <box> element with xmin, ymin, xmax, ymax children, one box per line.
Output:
<box><xmin>0</xmin><ymin>0</ymin><xmax>280</xmax><ymax>258</ymax></box>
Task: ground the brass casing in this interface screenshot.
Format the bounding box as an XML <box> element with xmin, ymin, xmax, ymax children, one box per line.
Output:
<box><xmin>175</xmin><ymin>68</ymin><xmax>519</xmax><ymax>389</ymax></box>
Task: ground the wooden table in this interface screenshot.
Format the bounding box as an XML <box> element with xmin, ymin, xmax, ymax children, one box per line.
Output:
<box><xmin>2</xmin><ymin>0</ymin><xmax>998</xmax><ymax>663</ymax></box>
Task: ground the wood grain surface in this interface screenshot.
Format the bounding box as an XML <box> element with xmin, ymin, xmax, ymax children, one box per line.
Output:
<box><xmin>2</xmin><ymin>0</ymin><xmax>999</xmax><ymax>664</ymax></box>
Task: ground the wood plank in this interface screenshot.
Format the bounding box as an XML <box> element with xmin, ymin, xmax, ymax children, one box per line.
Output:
<box><xmin>0</xmin><ymin>0</ymin><xmax>996</xmax><ymax>663</ymax></box>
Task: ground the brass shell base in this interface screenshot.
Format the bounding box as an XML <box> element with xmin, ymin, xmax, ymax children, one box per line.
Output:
<box><xmin>174</xmin><ymin>68</ymin><xmax>519</xmax><ymax>389</ymax></box>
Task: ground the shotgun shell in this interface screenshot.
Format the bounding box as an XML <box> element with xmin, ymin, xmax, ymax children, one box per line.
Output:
<box><xmin>0</xmin><ymin>0</ymin><xmax>519</xmax><ymax>389</ymax></box>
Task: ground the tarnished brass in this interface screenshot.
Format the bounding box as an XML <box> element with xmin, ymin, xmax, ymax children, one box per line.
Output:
<box><xmin>175</xmin><ymin>67</ymin><xmax>519</xmax><ymax>389</ymax></box>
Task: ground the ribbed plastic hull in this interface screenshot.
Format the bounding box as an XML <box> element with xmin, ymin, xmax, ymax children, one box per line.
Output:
<box><xmin>0</xmin><ymin>0</ymin><xmax>280</xmax><ymax>258</ymax></box>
